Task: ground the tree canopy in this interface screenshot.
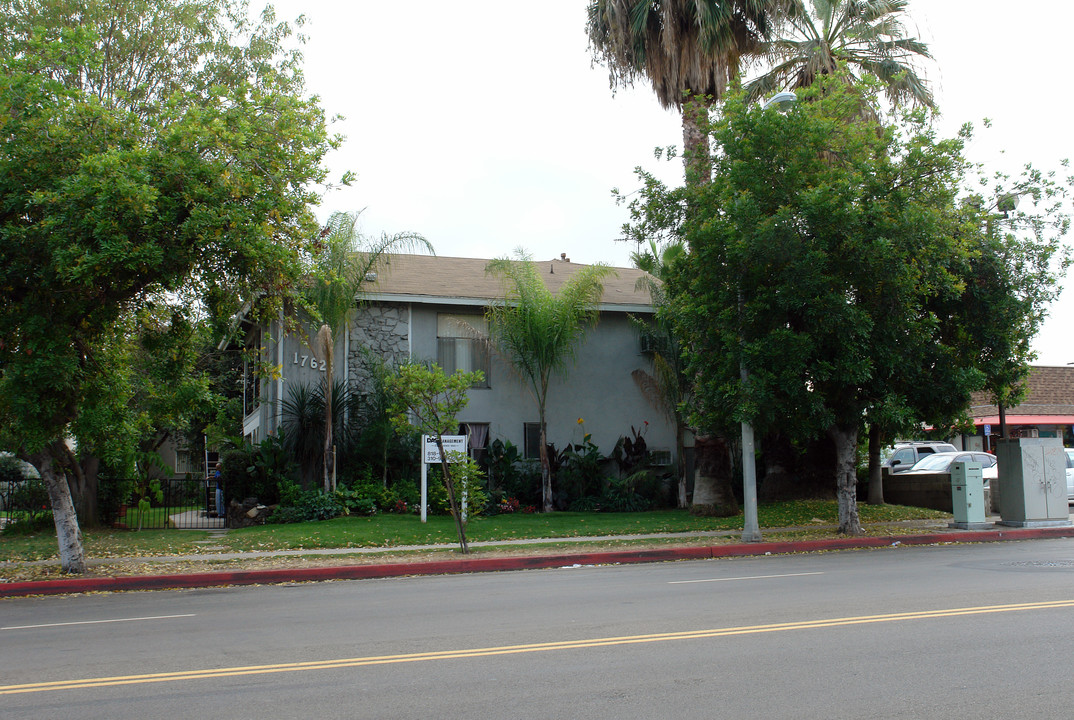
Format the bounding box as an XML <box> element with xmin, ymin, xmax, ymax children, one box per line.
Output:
<box><xmin>0</xmin><ymin>0</ymin><xmax>338</xmax><ymax>571</ymax></box>
<box><xmin>743</xmin><ymin>0</ymin><xmax>934</xmax><ymax>110</ymax></box>
<box><xmin>587</xmin><ymin>0</ymin><xmax>787</xmax><ymax>179</ymax></box>
<box><xmin>628</xmin><ymin>74</ymin><xmax>1071</xmax><ymax>533</ymax></box>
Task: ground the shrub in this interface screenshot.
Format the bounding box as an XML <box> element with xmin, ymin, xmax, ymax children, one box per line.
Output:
<box><xmin>566</xmin><ymin>472</ymin><xmax>653</xmax><ymax>513</ymax></box>
<box><xmin>221</xmin><ymin>437</ymin><xmax>297</xmax><ymax>505</ymax></box>
<box><xmin>268</xmin><ymin>490</ymin><xmax>344</xmax><ymax>524</ymax></box>
<box><xmin>556</xmin><ymin>435</ymin><xmax>605</xmax><ymax>506</ymax></box>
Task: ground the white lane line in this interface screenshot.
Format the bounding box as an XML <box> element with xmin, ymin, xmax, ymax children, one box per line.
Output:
<box><xmin>2</xmin><ymin>614</ymin><xmax>195</xmax><ymax>631</ymax></box>
<box><xmin>669</xmin><ymin>571</ymin><xmax>824</xmax><ymax>585</ymax></box>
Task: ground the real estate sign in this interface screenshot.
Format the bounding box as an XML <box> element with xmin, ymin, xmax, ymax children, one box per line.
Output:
<box><xmin>422</xmin><ymin>435</ymin><xmax>467</xmax><ymax>464</ymax></box>
<box><xmin>419</xmin><ymin>435</ymin><xmax>467</xmax><ymax>524</ymax></box>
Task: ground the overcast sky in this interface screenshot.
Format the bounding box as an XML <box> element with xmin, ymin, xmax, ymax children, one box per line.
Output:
<box><xmin>268</xmin><ymin>0</ymin><xmax>1073</xmax><ymax>366</ymax></box>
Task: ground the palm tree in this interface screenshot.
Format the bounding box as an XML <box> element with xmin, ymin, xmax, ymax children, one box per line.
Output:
<box><xmin>630</xmin><ymin>239</ymin><xmax>693</xmax><ymax>508</ymax></box>
<box><xmin>743</xmin><ymin>0</ymin><xmax>933</xmax><ymax>110</ymax></box>
<box><xmin>303</xmin><ymin>211</ymin><xmax>433</xmax><ymax>493</ymax></box>
<box><xmin>485</xmin><ymin>251</ymin><xmax>614</xmax><ymax>512</ymax></box>
<box><xmin>587</xmin><ymin>0</ymin><xmax>784</xmax><ymax>181</ymax></box>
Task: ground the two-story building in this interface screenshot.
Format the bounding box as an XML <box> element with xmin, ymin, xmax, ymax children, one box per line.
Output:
<box><xmin>241</xmin><ymin>254</ymin><xmax>679</xmax><ymax>469</ymax></box>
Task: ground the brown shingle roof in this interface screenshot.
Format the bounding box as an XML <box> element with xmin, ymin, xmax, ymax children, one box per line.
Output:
<box><xmin>968</xmin><ymin>365</ymin><xmax>1074</xmax><ymax>417</ymax></box>
<box><xmin>360</xmin><ymin>254</ymin><xmax>653</xmax><ymax>310</ymax></box>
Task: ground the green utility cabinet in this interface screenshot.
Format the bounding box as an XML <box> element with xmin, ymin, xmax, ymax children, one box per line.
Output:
<box><xmin>996</xmin><ymin>437</ymin><xmax>1071</xmax><ymax>528</ymax></box>
<box><xmin>949</xmin><ymin>462</ymin><xmax>989</xmax><ymax>529</ymax></box>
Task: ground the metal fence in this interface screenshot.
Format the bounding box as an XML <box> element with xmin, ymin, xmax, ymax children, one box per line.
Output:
<box><xmin>113</xmin><ymin>478</ymin><xmax>227</xmax><ymax>530</ymax></box>
<box><xmin>1</xmin><ymin>477</ymin><xmax>226</xmax><ymax>532</ymax></box>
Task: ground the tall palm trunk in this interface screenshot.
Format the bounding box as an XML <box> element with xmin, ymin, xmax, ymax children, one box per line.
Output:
<box><xmin>538</xmin><ymin>417</ymin><xmax>553</xmax><ymax>513</ymax></box>
<box><xmin>691</xmin><ymin>434</ymin><xmax>738</xmax><ymax>517</ymax></box>
<box><xmin>317</xmin><ymin>324</ymin><xmax>335</xmax><ymax>493</ymax></box>
<box><xmin>682</xmin><ymin>95</ymin><xmax>712</xmax><ymax>185</ymax></box>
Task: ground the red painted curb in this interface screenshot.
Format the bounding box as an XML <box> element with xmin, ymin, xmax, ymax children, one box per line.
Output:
<box><xmin>3</xmin><ymin>527</ymin><xmax>1073</xmax><ymax>598</ymax></box>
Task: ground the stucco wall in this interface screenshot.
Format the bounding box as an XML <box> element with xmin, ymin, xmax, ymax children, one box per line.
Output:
<box><xmin>379</xmin><ymin>302</ymin><xmax>676</xmax><ymax>461</ymax></box>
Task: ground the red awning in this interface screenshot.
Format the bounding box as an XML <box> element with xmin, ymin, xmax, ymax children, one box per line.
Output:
<box><xmin>972</xmin><ymin>415</ymin><xmax>1074</xmax><ymax>426</ymax></box>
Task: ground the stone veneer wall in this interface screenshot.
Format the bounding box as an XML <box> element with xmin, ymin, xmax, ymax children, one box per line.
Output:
<box><xmin>347</xmin><ymin>303</ymin><xmax>410</xmax><ymax>397</ymax></box>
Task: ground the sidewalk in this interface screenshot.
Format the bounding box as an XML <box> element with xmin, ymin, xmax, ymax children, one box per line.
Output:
<box><xmin>3</xmin><ymin>518</ymin><xmax>1074</xmax><ymax>598</ymax></box>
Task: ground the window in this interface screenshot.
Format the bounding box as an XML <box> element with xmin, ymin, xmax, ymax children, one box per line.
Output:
<box><xmin>891</xmin><ymin>448</ymin><xmax>915</xmax><ymax>466</ymax></box>
<box><xmin>437</xmin><ymin>314</ymin><xmax>490</xmax><ymax>388</ymax></box>
<box><xmin>649</xmin><ymin>449</ymin><xmax>672</xmax><ymax>466</ymax></box>
<box><xmin>175</xmin><ymin>450</ymin><xmax>196</xmax><ymax>476</ymax></box>
<box><xmin>461</xmin><ymin>422</ymin><xmax>490</xmax><ymax>465</ymax></box>
<box><xmin>524</xmin><ymin>423</ymin><xmax>542</xmax><ymax>459</ymax></box>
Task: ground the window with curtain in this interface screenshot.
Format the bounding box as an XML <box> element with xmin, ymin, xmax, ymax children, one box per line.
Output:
<box><xmin>437</xmin><ymin>314</ymin><xmax>490</xmax><ymax>388</ymax></box>
<box><xmin>460</xmin><ymin>422</ymin><xmax>490</xmax><ymax>465</ymax></box>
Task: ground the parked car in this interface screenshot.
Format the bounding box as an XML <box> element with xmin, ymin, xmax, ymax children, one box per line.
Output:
<box><xmin>904</xmin><ymin>451</ymin><xmax>999</xmax><ymax>480</ymax></box>
<box><xmin>885</xmin><ymin>442</ymin><xmax>958</xmax><ymax>474</ymax></box>
<box><xmin>1065</xmin><ymin>448</ymin><xmax>1074</xmax><ymax>502</ymax></box>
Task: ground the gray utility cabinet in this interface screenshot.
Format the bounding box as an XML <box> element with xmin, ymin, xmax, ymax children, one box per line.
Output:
<box><xmin>995</xmin><ymin>437</ymin><xmax>1071</xmax><ymax>527</ymax></box>
<box><xmin>949</xmin><ymin>462</ymin><xmax>988</xmax><ymax>528</ymax></box>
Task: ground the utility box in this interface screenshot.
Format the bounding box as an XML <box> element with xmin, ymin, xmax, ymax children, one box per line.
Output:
<box><xmin>949</xmin><ymin>462</ymin><xmax>990</xmax><ymax>529</ymax></box>
<box><xmin>996</xmin><ymin>438</ymin><xmax>1071</xmax><ymax>528</ymax></box>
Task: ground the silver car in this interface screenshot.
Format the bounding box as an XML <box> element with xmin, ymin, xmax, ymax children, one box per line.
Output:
<box><xmin>905</xmin><ymin>451</ymin><xmax>999</xmax><ymax>481</ymax></box>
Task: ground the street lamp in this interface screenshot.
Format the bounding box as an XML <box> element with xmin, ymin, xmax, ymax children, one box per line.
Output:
<box><xmin>740</xmin><ymin>91</ymin><xmax>797</xmax><ymax>544</ymax></box>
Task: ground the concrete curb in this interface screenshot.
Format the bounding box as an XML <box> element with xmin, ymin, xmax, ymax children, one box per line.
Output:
<box><xmin>4</xmin><ymin>525</ymin><xmax>1074</xmax><ymax>598</ymax></box>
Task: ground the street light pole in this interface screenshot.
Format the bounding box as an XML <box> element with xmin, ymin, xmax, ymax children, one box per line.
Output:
<box><xmin>739</xmin><ymin>91</ymin><xmax>797</xmax><ymax>544</ymax></box>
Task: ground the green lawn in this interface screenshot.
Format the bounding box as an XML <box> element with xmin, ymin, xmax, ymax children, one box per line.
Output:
<box><xmin>0</xmin><ymin>501</ymin><xmax>947</xmax><ymax>562</ymax></box>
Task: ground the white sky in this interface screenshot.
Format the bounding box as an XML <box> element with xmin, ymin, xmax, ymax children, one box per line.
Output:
<box><xmin>268</xmin><ymin>0</ymin><xmax>1073</xmax><ymax>366</ymax></box>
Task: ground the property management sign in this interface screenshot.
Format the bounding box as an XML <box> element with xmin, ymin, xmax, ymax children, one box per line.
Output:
<box><xmin>422</xmin><ymin>435</ymin><xmax>467</xmax><ymax>464</ymax></box>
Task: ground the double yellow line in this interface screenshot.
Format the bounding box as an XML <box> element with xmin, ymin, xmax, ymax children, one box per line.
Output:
<box><xmin>5</xmin><ymin>599</ymin><xmax>1073</xmax><ymax>695</ymax></box>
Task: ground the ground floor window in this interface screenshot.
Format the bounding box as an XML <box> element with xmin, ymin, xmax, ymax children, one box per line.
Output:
<box><xmin>524</xmin><ymin>422</ymin><xmax>542</xmax><ymax>459</ymax></box>
<box><xmin>460</xmin><ymin>422</ymin><xmax>489</xmax><ymax>465</ymax></box>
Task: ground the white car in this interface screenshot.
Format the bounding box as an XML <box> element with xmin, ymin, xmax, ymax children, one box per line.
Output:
<box><xmin>1066</xmin><ymin>448</ymin><xmax>1074</xmax><ymax>502</ymax></box>
<box><xmin>905</xmin><ymin>451</ymin><xmax>999</xmax><ymax>481</ymax></box>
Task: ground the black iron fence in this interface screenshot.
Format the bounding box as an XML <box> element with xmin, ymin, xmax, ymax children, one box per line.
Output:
<box><xmin>1</xmin><ymin>477</ymin><xmax>226</xmax><ymax>532</ymax></box>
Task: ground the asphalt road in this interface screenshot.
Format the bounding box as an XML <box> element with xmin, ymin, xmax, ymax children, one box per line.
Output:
<box><xmin>3</xmin><ymin>538</ymin><xmax>1074</xmax><ymax>719</ymax></box>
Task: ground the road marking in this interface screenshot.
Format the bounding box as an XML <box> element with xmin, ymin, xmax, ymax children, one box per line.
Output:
<box><xmin>669</xmin><ymin>571</ymin><xmax>824</xmax><ymax>584</ymax></box>
<box><xmin>3</xmin><ymin>599</ymin><xmax>1073</xmax><ymax>695</ymax></box>
<box><xmin>1</xmin><ymin>614</ymin><xmax>195</xmax><ymax>631</ymax></box>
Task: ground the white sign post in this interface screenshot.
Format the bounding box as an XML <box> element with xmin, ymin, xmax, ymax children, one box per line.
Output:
<box><xmin>420</xmin><ymin>434</ymin><xmax>467</xmax><ymax>523</ymax></box>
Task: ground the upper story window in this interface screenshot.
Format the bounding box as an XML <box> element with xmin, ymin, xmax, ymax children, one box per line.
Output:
<box><xmin>437</xmin><ymin>314</ymin><xmax>490</xmax><ymax>388</ymax></box>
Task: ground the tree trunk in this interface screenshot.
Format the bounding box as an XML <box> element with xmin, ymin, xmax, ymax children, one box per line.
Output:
<box><xmin>829</xmin><ymin>425</ymin><xmax>863</xmax><ymax>534</ymax></box>
<box><xmin>32</xmin><ymin>443</ymin><xmax>85</xmax><ymax>574</ymax></box>
<box><xmin>690</xmin><ymin>435</ymin><xmax>738</xmax><ymax>517</ymax></box>
<box><xmin>867</xmin><ymin>424</ymin><xmax>884</xmax><ymax>505</ymax></box>
<box><xmin>435</xmin><ymin>436</ymin><xmax>469</xmax><ymax>553</ymax></box>
<box><xmin>66</xmin><ymin>451</ymin><xmax>101</xmax><ymax>528</ymax></box>
<box><xmin>538</xmin><ymin>418</ymin><xmax>553</xmax><ymax>513</ymax></box>
<box><xmin>682</xmin><ymin>95</ymin><xmax>711</xmax><ymax>185</ymax></box>
<box><xmin>322</xmin><ymin>326</ymin><xmax>334</xmax><ymax>494</ymax></box>
<box><xmin>676</xmin><ymin>421</ymin><xmax>688</xmax><ymax>509</ymax></box>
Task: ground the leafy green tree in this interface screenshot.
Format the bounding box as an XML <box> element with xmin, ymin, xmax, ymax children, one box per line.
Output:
<box><xmin>587</xmin><ymin>0</ymin><xmax>786</xmax><ymax>181</ymax></box>
<box><xmin>386</xmin><ymin>362</ymin><xmax>483</xmax><ymax>553</ymax></box>
<box><xmin>485</xmin><ymin>251</ymin><xmax>613</xmax><ymax>512</ymax></box>
<box><xmin>0</xmin><ymin>1</ymin><xmax>336</xmax><ymax>572</ymax></box>
<box><xmin>634</xmin><ymin>74</ymin><xmax>1070</xmax><ymax>534</ymax></box>
<box><xmin>744</xmin><ymin>0</ymin><xmax>934</xmax><ymax>110</ymax></box>
<box><xmin>300</xmin><ymin>211</ymin><xmax>432</xmax><ymax>493</ymax></box>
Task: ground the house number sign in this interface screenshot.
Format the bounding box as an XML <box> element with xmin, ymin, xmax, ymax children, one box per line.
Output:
<box><xmin>293</xmin><ymin>352</ymin><xmax>327</xmax><ymax>372</ymax></box>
